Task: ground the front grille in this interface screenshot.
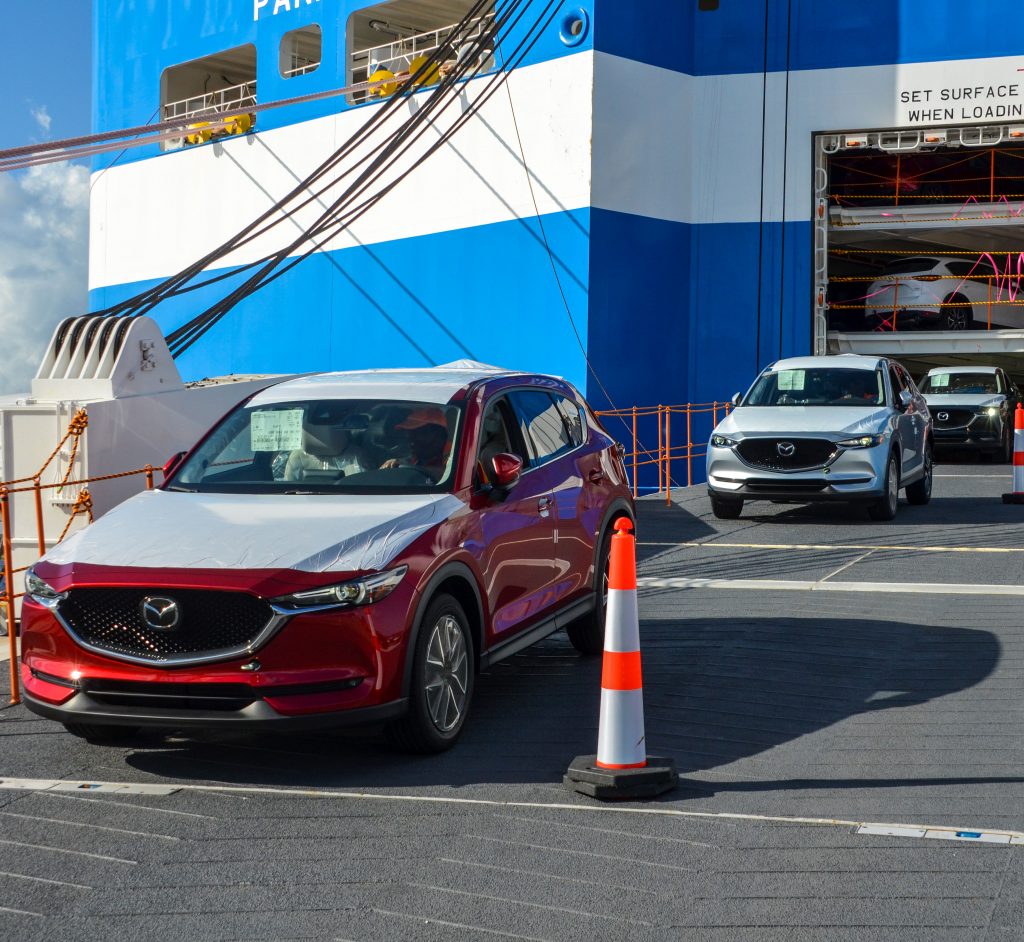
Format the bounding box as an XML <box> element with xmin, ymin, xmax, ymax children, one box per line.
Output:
<box><xmin>736</xmin><ymin>438</ymin><xmax>837</xmax><ymax>472</ymax></box>
<box><xmin>59</xmin><ymin>587</ymin><xmax>273</xmax><ymax>663</ymax></box>
<box><xmin>931</xmin><ymin>408</ymin><xmax>975</xmax><ymax>429</ymax></box>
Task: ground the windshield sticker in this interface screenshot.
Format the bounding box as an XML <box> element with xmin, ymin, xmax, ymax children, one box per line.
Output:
<box><xmin>931</xmin><ymin>374</ymin><xmax>950</xmax><ymax>388</ymax></box>
<box><xmin>251</xmin><ymin>409</ymin><xmax>303</xmax><ymax>451</ymax></box>
<box><xmin>777</xmin><ymin>370</ymin><xmax>805</xmax><ymax>391</ymax></box>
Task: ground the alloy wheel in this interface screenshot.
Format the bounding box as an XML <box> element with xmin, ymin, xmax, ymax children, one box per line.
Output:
<box><xmin>423</xmin><ymin>614</ymin><xmax>469</xmax><ymax>733</ymax></box>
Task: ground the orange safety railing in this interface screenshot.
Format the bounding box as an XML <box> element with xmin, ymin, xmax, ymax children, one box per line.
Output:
<box><xmin>596</xmin><ymin>400</ymin><xmax>734</xmax><ymax>506</ymax></box>
<box><xmin>1</xmin><ymin>409</ymin><xmax>160</xmax><ymax>704</ymax></box>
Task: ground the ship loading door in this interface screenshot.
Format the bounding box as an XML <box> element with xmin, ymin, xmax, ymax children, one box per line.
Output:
<box><xmin>814</xmin><ymin>127</ymin><xmax>1024</xmax><ymax>387</ymax></box>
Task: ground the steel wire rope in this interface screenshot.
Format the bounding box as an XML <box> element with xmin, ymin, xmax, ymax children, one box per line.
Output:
<box><xmin>167</xmin><ymin>0</ymin><xmax>558</xmax><ymax>358</ymax></box>
<box><xmin>162</xmin><ymin>0</ymin><xmax>522</xmax><ymax>348</ymax></box>
<box><xmin>494</xmin><ymin>39</ymin><xmax>672</xmax><ymax>488</ymax></box>
<box><xmin>163</xmin><ymin>2</ymin><xmax>527</xmax><ymax>354</ymax></box>
<box><xmin>86</xmin><ymin>0</ymin><xmax>500</xmax><ymax>325</ymax></box>
<box><xmin>166</xmin><ymin>0</ymin><xmax>557</xmax><ymax>358</ymax></box>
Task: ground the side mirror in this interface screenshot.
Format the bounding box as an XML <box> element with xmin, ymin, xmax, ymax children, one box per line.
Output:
<box><xmin>163</xmin><ymin>451</ymin><xmax>187</xmax><ymax>479</ymax></box>
<box><xmin>491</xmin><ymin>453</ymin><xmax>523</xmax><ymax>489</ymax></box>
<box><xmin>898</xmin><ymin>390</ymin><xmax>912</xmax><ymax>411</ymax></box>
<box><xmin>731</xmin><ymin>392</ymin><xmax>743</xmax><ymax>407</ymax></box>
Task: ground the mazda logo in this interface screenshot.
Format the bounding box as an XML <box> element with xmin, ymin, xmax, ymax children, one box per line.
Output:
<box><xmin>140</xmin><ymin>596</ymin><xmax>180</xmax><ymax>631</ymax></box>
<box><xmin>937</xmin><ymin>412</ymin><xmax>949</xmax><ymax>422</ymax></box>
<box><xmin>777</xmin><ymin>441</ymin><xmax>796</xmax><ymax>457</ymax></box>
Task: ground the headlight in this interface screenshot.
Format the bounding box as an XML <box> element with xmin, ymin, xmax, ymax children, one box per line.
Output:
<box><xmin>836</xmin><ymin>434</ymin><xmax>885</xmax><ymax>448</ymax></box>
<box><xmin>272</xmin><ymin>566</ymin><xmax>407</xmax><ymax>611</ymax></box>
<box><xmin>711</xmin><ymin>435</ymin><xmax>737</xmax><ymax>448</ymax></box>
<box><xmin>24</xmin><ymin>568</ymin><xmax>66</xmax><ymax>608</ymax></box>
<box><xmin>984</xmin><ymin>406</ymin><xmax>1000</xmax><ymax>417</ymax></box>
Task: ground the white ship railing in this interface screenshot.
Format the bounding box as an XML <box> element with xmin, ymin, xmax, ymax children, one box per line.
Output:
<box><xmin>350</xmin><ymin>12</ymin><xmax>495</xmax><ymax>102</ymax></box>
<box><xmin>282</xmin><ymin>54</ymin><xmax>321</xmax><ymax>78</ymax></box>
<box><xmin>163</xmin><ymin>81</ymin><xmax>258</xmax><ymax>122</ymax></box>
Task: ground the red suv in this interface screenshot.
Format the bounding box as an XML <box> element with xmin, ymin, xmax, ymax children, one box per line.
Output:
<box><xmin>20</xmin><ymin>365</ymin><xmax>633</xmax><ymax>752</ymax></box>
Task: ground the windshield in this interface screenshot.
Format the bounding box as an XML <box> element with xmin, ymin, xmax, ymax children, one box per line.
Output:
<box><xmin>919</xmin><ymin>372</ymin><xmax>999</xmax><ymax>395</ymax></box>
<box><xmin>172</xmin><ymin>398</ymin><xmax>463</xmax><ymax>494</ymax></box>
<box><xmin>743</xmin><ymin>368</ymin><xmax>885</xmax><ymax>407</ymax></box>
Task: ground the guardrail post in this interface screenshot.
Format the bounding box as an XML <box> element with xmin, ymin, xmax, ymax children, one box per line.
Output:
<box><xmin>687</xmin><ymin>404</ymin><xmax>693</xmax><ymax>487</ymax></box>
<box><xmin>2</xmin><ymin>488</ymin><xmax>18</xmax><ymax>705</ymax></box>
<box><xmin>665</xmin><ymin>408</ymin><xmax>672</xmax><ymax>507</ymax></box>
<box><xmin>145</xmin><ymin>465</ymin><xmax>155</xmax><ymax>490</ymax></box>
<box><xmin>32</xmin><ymin>478</ymin><xmax>46</xmax><ymax>557</ymax></box>
<box><xmin>657</xmin><ymin>406</ymin><xmax>664</xmax><ymax>495</ymax></box>
<box><xmin>631</xmin><ymin>407</ymin><xmax>638</xmax><ymax>500</ymax></box>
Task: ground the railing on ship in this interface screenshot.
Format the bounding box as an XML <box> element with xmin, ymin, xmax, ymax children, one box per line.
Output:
<box><xmin>1</xmin><ymin>410</ymin><xmax>160</xmax><ymax>705</ymax></box>
<box><xmin>594</xmin><ymin>401</ymin><xmax>734</xmax><ymax>505</ymax></box>
<box><xmin>162</xmin><ymin>81</ymin><xmax>258</xmax><ymax>122</ymax></box>
<box><xmin>349</xmin><ymin>12</ymin><xmax>496</xmax><ymax>102</ymax></box>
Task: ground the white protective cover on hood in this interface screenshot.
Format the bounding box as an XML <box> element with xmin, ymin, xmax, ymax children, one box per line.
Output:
<box><xmin>44</xmin><ymin>489</ymin><xmax>465</xmax><ymax>573</ymax></box>
<box><xmin>717</xmin><ymin>406</ymin><xmax>890</xmax><ymax>436</ymax></box>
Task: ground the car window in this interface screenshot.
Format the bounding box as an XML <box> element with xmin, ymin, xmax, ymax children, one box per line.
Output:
<box><xmin>919</xmin><ymin>372</ymin><xmax>999</xmax><ymax>394</ymax></box>
<box><xmin>508</xmin><ymin>390</ymin><xmax>575</xmax><ymax>467</ymax></box>
<box><xmin>743</xmin><ymin>368</ymin><xmax>884</xmax><ymax>407</ymax></box>
<box><xmin>553</xmin><ymin>395</ymin><xmax>586</xmax><ymax>447</ymax></box>
<box><xmin>476</xmin><ymin>397</ymin><xmax>527</xmax><ymax>485</ymax></box>
<box><xmin>888</xmin><ymin>366</ymin><xmax>906</xmax><ymax>400</ymax></box>
<box><xmin>881</xmin><ymin>258</ymin><xmax>940</xmax><ymax>275</ymax></box>
<box><xmin>173</xmin><ymin>398</ymin><xmax>463</xmax><ymax>494</ymax></box>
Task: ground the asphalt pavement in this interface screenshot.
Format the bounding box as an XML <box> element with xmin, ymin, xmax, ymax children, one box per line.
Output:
<box><xmin>1</xmin><ymin>461</ymin><xmax>1022</xmax><ymax>941</ymax></box>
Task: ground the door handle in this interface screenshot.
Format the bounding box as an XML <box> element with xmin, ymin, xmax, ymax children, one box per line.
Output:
<box><xmin>588</xmin><ymin>469</ymin><xmax>605</xmax><ymax>484</ymax></box>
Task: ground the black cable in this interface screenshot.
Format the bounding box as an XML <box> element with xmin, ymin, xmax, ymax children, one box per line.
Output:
<box><xmin>168</xmin><ymin>0</ymin><xmax>556</xmax><ymax>357</ymax></box>
<box><xmin>167</xmin><ymin>0</ymin><xmax>550</xmax><ymax>357</ymax></box>
<box><xmin>93</xmin><ymin>0</ymin><xmax>498</xmax><ymax>324</ymax></box>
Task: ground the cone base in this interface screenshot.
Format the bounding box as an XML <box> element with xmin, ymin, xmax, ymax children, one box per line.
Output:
<box><xmin>1003</xmin><ymin>493</ymin><xmax>1024</xmax><ymax>504</ymax></box>
<box><xmin>564</xmin><ymin>754</ymin><xmax>678</xmax><ymax>800</ymax></box>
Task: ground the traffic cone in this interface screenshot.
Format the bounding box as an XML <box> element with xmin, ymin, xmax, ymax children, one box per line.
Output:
<box><xmin>1003</xmin><ymin>405</ymin><xmax>1024</xmax><ymax>504</ymax></box>
<box><xmin>564</xmin><ymin>517</ymin><xmax>678</xmax><ymax>800</ymax></box>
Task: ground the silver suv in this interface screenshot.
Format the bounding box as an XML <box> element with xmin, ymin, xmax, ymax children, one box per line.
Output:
<box><xmin>706</xmin><ymin>355</ymin><xmax>932</xmax><ymax>520</ymax></box>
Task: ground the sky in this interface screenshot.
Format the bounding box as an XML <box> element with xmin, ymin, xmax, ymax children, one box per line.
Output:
<box><xmin>0</xmin><ymin>3</ymin><xmax>92</xmax><ymax>393</ymax></box>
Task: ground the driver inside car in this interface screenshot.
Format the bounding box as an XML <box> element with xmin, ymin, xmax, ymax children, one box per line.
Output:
<box><xmin>380</xmin><ymin>408</ymin><xmax>450</xmax><ymax>480</ymax></box>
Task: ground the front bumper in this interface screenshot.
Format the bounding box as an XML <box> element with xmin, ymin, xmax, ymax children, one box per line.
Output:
<box><xmin>19</xmin><ymin>580</ymin><xmax>416</xmax><ymax>730</ymax></box>
<box><xmin>706</xmin><ymin>440</ymin><xmax>887</xmax><ymax>502</ymax></box>
<box><xmin>932</xmin><ymin>414</ymin><xmax>1005</xmax><ymax>450</ymax></box>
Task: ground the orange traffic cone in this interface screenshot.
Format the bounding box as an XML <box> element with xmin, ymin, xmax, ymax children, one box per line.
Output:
<box><xmin>1003</xmin><ymin>404</ymin><xmax>1024</xmax><ymax>504</ymax></box>
<box><xmin>565</xmin><ymin>517</ymin><xmax>678</xmax><ymax>800</ymax></box>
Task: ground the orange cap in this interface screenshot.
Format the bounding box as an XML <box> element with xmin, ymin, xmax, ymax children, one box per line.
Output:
<box><xmin>396</xmin><ymin>408</ymin><xmax>447</xmax><ymax>431</ymax></box>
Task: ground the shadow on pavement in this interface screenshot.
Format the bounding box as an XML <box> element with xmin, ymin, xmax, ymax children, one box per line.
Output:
<box><xmin>121</xmin><ymin>614</ymin><xmax>1000</xmax><ymax>791</ymax></box>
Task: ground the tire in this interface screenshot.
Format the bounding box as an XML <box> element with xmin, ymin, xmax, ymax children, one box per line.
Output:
<box><xmin>63</xmin><ymin>723</ymin><xmax>140</xmax><ymax>743</ymax></box>
<box><xmin>566</xmin><ymin>526</ymin><xmax>615</xmax><ymax>656</ymax></box>
<box><xmin>905</xmin><ymin>446</ymin><xmax>932</xmax><ymax>505</ymax></box>
<box><xmin>389</xmin><ymin>593</ymin><xmax>474</xmax><ymax>754</ymax></box>
<box><xmin>867</xmin><ymin>453</ymin><xmax>900</xmax><ymax>521</ymax></box>
<box><xmin>941</xmin><ymin>295</ymin><xmax>973</xmax><ymax>331</ymax></box>
<box><xmin>710</xmin><ymin>494</ymin><xmax>743</xmax><ymax>519</ymax></box>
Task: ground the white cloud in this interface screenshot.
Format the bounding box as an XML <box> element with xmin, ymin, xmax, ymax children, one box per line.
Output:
<box><xmin>0</xmin><ymin>162</ymin><xmax>90</xmax><ymax>393</ymax></box>
<box><xmin>30</xmin><ymin>105</ymin><xmax>52</xmax><ymax>134</ymax></box>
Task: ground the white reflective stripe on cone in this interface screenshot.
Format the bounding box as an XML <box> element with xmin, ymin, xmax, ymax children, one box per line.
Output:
<box><xmin>1015</xmin><ymin>464</ymin><xmax>1024</xmax><ymax>493</ymax></box>
<box><xmin>597</xmin><ymin>688</ymin><xmax>647</xmax><ymax>768</ymax></box>
<box><xmin>604</xmin><ymin>589</ymin><xmax>640</xmax><ymax>652</ymax></box>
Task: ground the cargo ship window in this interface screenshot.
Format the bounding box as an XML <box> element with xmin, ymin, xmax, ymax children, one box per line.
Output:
<box><xmin>347</xmin><ymin>0</ymin><xmax>496</xmax><ymax>103</ymax></box>
<box><xmin>281</xmin><ymin>25</ymin><xmax>322</xmax><ymax>78</ymax></box>
<box><xmin>160</xmin><ymin>44</ymin><xmax>258</xmax><ymax>150</ymax></box>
